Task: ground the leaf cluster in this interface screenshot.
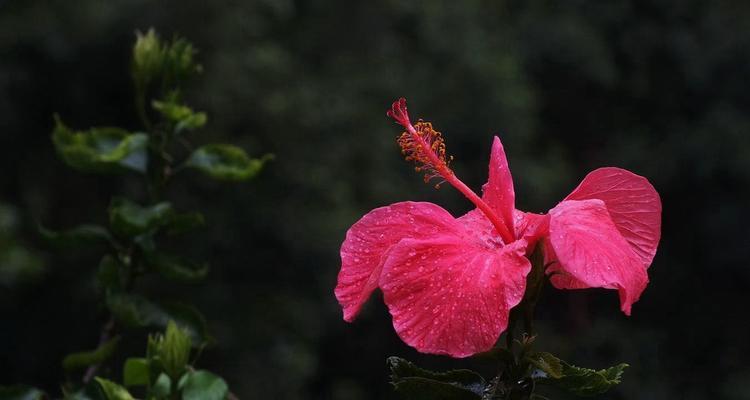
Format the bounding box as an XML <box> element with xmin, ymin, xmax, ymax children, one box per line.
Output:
<box><xmin>389</xmin><ymin>346</ymin><xmax>628</xmax><ymax>400</ymax></box>
<box><xmin>58</xmin><ymin>322</ymin><xmax>229</xmax><ymax>400</ymax></box>
<box><xmin>3</xmin><ymin>28</ymin><xmax>269</xmax><ymax>399</ymax></box>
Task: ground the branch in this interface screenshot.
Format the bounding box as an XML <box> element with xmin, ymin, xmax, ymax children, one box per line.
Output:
<box><xmin>82</xmin><ymin>317</ymin><xmax>116</xmax><ymax>383</ymax></box>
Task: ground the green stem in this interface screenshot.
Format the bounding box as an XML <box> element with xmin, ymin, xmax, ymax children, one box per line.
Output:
<box><xmin>82</xmin><ymin>318</ymin><xmax>115</xmax><ymax>384</ymax></box>
<box><xmin>506</xmin><ymin>317</ymin><xmax>515</xmax><ymax>350</ymax></box>
<box><xmin>134</xmin><ymin>81</ymin><xmax>153</xmax><ymax>132</ymax></box>
<box><xmin>81</xmin><ymin>248</ymin><xmax>138</xmax><ymax>384</ymax></box>
<box><xmin>83</xmin><ymin>83</ymin><xmax>172</xmax><ymax>385</ymax></box>
<box><xmin>493</xmin><ymin>245</ymin><xmax>548</xmax><ymax>399</ymax></box>
<box><xmin>521</xmin><ymin>244</ymin><xmax>546</xmax><ymax>336</ymax></box>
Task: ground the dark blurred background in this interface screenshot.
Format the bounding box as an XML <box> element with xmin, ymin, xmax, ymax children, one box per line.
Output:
<box><xmin>1</xmin><ymin>0</ymin><xmax>749</xmax><ymax>399</ymax></box>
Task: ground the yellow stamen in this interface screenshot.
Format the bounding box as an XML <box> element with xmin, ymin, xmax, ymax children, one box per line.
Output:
<box><xmin>397</xmin><ymin>120</ymin><xmax>453</xmax><ymax>185</ymax></box>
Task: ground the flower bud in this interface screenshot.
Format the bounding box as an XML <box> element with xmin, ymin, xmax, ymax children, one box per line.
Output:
<box><xmin>132</xmin><ymin>28</ymin><xmax>164</xmax><ymax>87</ymax></box>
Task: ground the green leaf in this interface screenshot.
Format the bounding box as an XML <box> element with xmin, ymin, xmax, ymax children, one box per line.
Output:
<box><xmin>52</xmin><ymin>116</ymin><xmax>148</xmax><ymax>174</ymax></box>
<box><xmin>527</xmin><ymin>352</ymin><xmax>628</xmax><ymax>396</ymax></box>
<box><xmin>62</xmin><ymin>336</ymin><xmax>121</xmax><ymax>371</ymax></box>
<box><xmin>527</xmin><ymin>351</ymin><xmax>563</xmax><ymax>379</ymax></box>
<box><xmin>106</xmin><ymin>293</ymin><xmax>210</xmax><ymax>344</ymax></box>
<box><xmin>146</xmin><ymin>252</ymin><xmax>209</xmax><ymax>283</ymax></box>
<box><xmin>176</xmin><ymin>373</ymin><xmax>189</xmax><ymax>391</ymax></box>
<box><xmin>388</xmin><ymin>357</ymin><xmax>485</xmax><ymax>400</ymax></box>
<box><xmin>96</xmin><ymin>255</ymin><xmax>124</xmax><ymax>294</ymax></box>
<box><xmin>152</xmin><ymin>98</ymin><xmax>207</xmax><ymax>133</ymax></box>
<box><xmin>150</xmin><ymin>373</ymin><xmax>172</xmax><ymax>399</ymax></box>
<box><xmin>0</xmin><ymin>385</ymin><xmax>45</xmax><ymax>400</ymax></box>
<box><xmin>186</xmin><ymin>144</ymin><xmax>271</xmax><ymax>181</ymax></box>
<box><xmin>39</xmin><ymin>224</ymin><xmax>112</xmax><ymax>249</ymax></box>
<box><xmin>93</xmin><ymin>378</ymin><xmax>134</xmax><ymax>400</ymax></box>
<box><xmin>108</xmin><ymin>198</ymin><xmax>173</xmax><ymax>237</ymax></box>
<box><xmin>123</xmin><ymin>357</ymin><xmax>150</xmax><ymax>387</ymax></box>
<box><xmin>165</xmin><ymin>212</ymin><xmax>205</xmax><ymax>235</ymax></box>
<box><xmin>180</xmin><ymin>370</ymin><xmax>228</xmax><ymax>400</ymax></box>
<box><xmin>0</xmin><ymin>241</ymin><xmax>45</xmax><ymax>287</ymax></box>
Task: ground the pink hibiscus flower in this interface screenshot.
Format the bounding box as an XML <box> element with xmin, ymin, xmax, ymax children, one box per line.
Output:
<box><xmin>335</xmin><ymin>98</ymin><xmax>661</xmax><ymax>358</ymax></box>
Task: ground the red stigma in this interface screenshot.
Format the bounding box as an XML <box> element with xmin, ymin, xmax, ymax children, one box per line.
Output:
<box><xmin>387</xmin><ymin>97</ymin><xmax>411</xmax><ymax>127</ymax></box>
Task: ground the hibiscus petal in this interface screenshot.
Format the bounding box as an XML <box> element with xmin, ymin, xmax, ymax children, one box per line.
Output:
<box><xmin>380</xmin><ymin>237</ymin><xmax>530</xmax><ymax>357</ymax></box>
<box><xmin>335</xmin><ymin>201</ymin><xmax>460</xmax><ymax>322</ymax></box>
<box><xmin>548</xmin><ymin>199</ymin><xmax>648</xmax><ymax>315</ymax></box>
<box><xmin>456</xmin><ymin>209</ymin><xmax>505</xmax><ymax>249</ymax></box>
<box><xmin>513</xmin><ymin>210</ymin><xmax>549</xmax><ymax>252</ymax></box>
<box><xmin>565</xmin><ymin>167</ymin><xmax>661</xmax><ymax>266</ymax></box>
<box><xmin>482</xmin><ymin>136</ymin><xmax>516</xmax><ymax>235</ymax></box>
<box><xmin>543</xmin><ymin>241</ymin><xmax>590</xmax><ymax>290</ymax></box>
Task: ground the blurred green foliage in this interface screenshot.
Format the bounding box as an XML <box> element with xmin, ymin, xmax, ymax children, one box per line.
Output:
<box><xmin>0</xmin><ymin>203</ymin><xmax>44</xmax><ymax>287</ymax></box>
<box><xmin>1</xmin><ymin>0</ymin><xmax>749</xmax><ymax>399</ymax></box>
<box><xmin>1</xmin><ymin>27</ymin><xmax>265</xmax><ymax>398</ymax></box>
